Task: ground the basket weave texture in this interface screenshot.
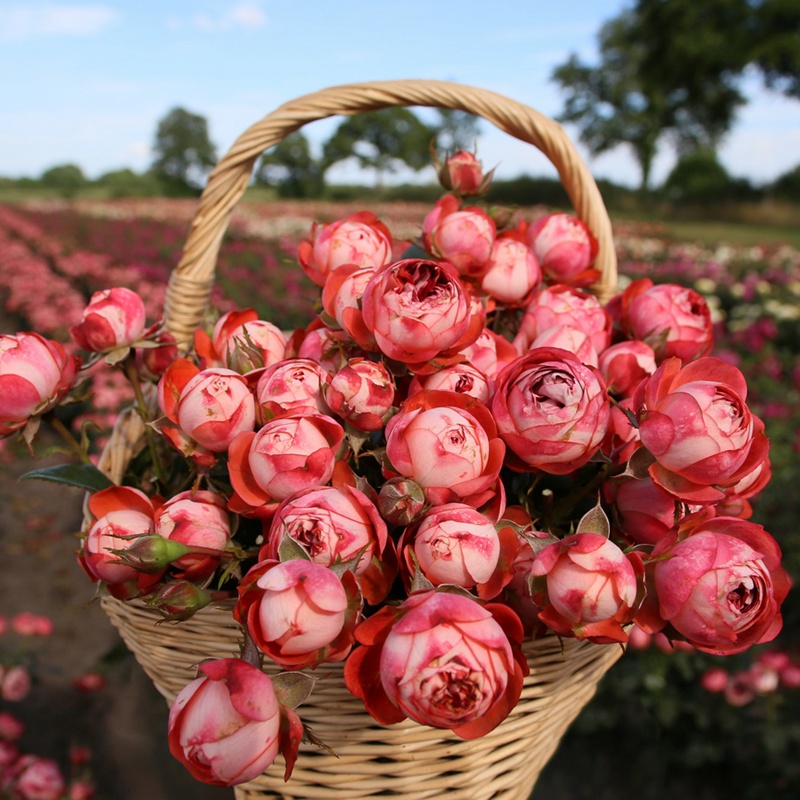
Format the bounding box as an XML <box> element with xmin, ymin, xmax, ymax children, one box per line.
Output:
<box><xmin>92</xmin><ymin>80</ymin><xmax>622</xmax><ymax>800</ymax></box>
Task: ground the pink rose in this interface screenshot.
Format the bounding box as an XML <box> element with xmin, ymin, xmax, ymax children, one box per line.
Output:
<box><xmin>530</xmin><ymin>325</ymin><xmax>599</xmax><ymax>367</ymax></box>
<box><xmin>321</xmin><ymin>264</ymin><xmax>377</xmax><ymax>350</ymax></box>
<box><xmin>228</xmin><ymin>413</ymin><xmax>344</xmax><ymax>512</ymax></box>
<box><xmin>526</xmin><ymin>213</ymin><xmax>598</xmax><ymax>282</ymax></box>
<box><xmin>255</xmin><ymin>358</ymin><xmax>331</xmax><ymax>421</ymax></box>
<box><xmin>10</xmin><ymin>612</ymin><xmax>53</xmax><ymax>637</ymax></box>
<box><xmin>8</xmin><ymin>756</ymin><xmax>65</xmax><ymax>800</ymax></box>
<box><xmin>298</xmin><ymin>211</ymin><xmax>393</xmax><ymax>287</ymax></box>
<box><xmin>1</xmin><ymin>666</ymin><xmax>31</xmax><ymax>702</ymax></box>
<box><xmin>235</xmin><ymin>559</ymin><xmax>360</xmax><ymax>669</ymax></box>
<box><xmin>459</xmin><ymin>328</ymin><xmax>519</xmax><ymax>381</ymax></box>
<box><xmin>135</xmin><ymin>331</ymin><xmax>178</xmax><ymax>379</ymax></box>
<box><xmin>514</xmin><ymin>285</ymin><xmax>611</xmax><ymax>354</ymax></box>
<box><xmin>530</xmin><ymin>532</ymin><xmax>640</xmax><ymax>643</ymax></box>
<box><xmin>209</xmin><ymin>309</ymin><xmax>288</xmax><ymax>374</ymax></box>
<box><xmin>70</xmin><ymin>287</ymin><xmax>146</xmax><ymax>352</ymax></box>
<box><xmin>79</xmin><ymin>486</ymin><xmax>165</xmax><ymax>600</ymax></box>
<box><xmin>634</xmin><ymin>357</ymin><xmax>769</xmax><ymax>503</ymax></box>
<box><xmin>168</xmin><ymin>658</ymin><xmax>288</xmax><ymax>786</ymax></box>
<box><xmin>263</xmin><ymin>484</ymin><xmax>396</xmax><ymax>604</ymax></box>
<box><xmin>400</xmin><ymin>503</ymin><xmax>500</xmax><ymax>591</ymax></box>
<box><xmin>0</xmin><ymin>711</ymin><xmax>24</xmax><ymax>740</ymax></box>
<box><xmin>598</xmin><ymin>340</ymin><xmax>657</xmax><ymax>398</ymax></box>
<box><xmin>604</xmin><ymin>476</ymin><xmax>678</xmax><ymax>546</ymax></box>
<box><xmin>345</xmin><ymin>590</ymin><xmax>526</xmax><ymax>739</ymax></box>
<box><xmin>492</xmin><ymin>348</ymin><xmax>610</xmax><ymax>475</ymax></box>
<box><xmin>324</xmin><ymin>358</ymin><xmax>395</xmax><ymax>432</ymax></box>
<box><xmin>295</xmin><ymin>324</ymin><xmax>359</xmax><ymax>374</ymax></box>
<box><xmin>637</xmin><ymin>516</ymin><xmax>790</xmax><ymax>655</ymax></box>
<box><xmin>422</xmin><ymin>194</ymin><xmax>496</xmax><ymax>276</ymax></box>
<box><xmin>437</xmin><ymin>150</ymin><xmax>492</xmax><ymax>195</ymax></box>
<box><xmin>384</xmin><ymin>391</ymin><xmax>505</xmax><ymax>509</ymax></box>
<box><xmin>480</xmin><ymin>236</ymin><xmax>541</xmax><ymax>305</ymax></box>
<box><xmin>0</xmin><ymin>332</ymin><xmax>80</xmax><ymax>436</ymax></box>
<box><xmin>361</xmin><ymin>259</ymin><xmax>481</xmax><ymax>368</ymax></box>
<box><xmin>408</xmin><ymin>362</ymin><xmax>492</xmax><ymax>404</ymax></box>
<box><xmin>618</xmin><ymin>279</ymin><xmax>713</xmax><ymax>362</ymax></box>
<box><xmin>158</xmin><ymin>359</ymin><xmax>256</xmax><ymax>453</ymax></box>
<box><xmin>154</xmin><ymin>490</ymin><xmax>231</xmax><ymax>580</ymax></box>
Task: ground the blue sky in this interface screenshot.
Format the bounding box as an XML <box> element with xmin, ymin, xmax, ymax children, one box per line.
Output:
<box><xmin>1</xmin><ymin>0</ymin><xmax>797</xmax><ymax>188</ymax></box>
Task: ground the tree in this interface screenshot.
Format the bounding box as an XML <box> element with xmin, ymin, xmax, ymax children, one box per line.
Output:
<box><xmin>552</xmin><ymin>0</ymin><xmax>799</xmax><ymax>191</ymax></box>
<box><xmin>322</xmin><ymin>109</ymin><xmax>435</xmax><ymax>186</ymax></box>
<box><xmin>552</xmin><ymin>9</ymin><xmax>744</xmax><ymax>190</ymax></box>
<box><xmin>663</xmin><ymin>149</ymin><xmax>733</xmax><ymax>204</ymax></box>
<box><xmin>151</xmin><ymin>107</ymin><xmax>217</xmax><ymax>194</ymax></box>
<box><xmin>254</xmin><ymin>132</ymin><xmax>323</xmax><ymax>198</ymax></box>
<box><xmin>40</xmin><ymin>163</ymin><xmax>87</xmax><ymax>198</ymax></box>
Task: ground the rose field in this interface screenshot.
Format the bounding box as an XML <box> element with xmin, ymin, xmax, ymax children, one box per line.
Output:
<box><xmin>1</xmin><ymin>195</ymin><xmax>800</xmax><ymax>800</ymax></box>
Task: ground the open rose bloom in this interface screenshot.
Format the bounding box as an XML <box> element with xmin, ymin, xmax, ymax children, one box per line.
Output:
<box><xmin>5</xmin><ymin>149</ymin><xmax>789</xmax><ymax>790</ymax></box>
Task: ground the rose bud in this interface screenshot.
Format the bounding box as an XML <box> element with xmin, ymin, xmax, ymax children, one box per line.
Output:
<box><xmin>144</xmin><ymin>580</ymin><xmax>214</xmax><ymax>621</ymax></box>
<box><xmin>73</xmin><ymin>672</ymin><xmax>107</xmax><ymax>693</ymax></box>
<box><xmin>70</xmin><ymin>287</ymin><xmax>147</xmax><ymax>353</ymax></box>
<box><xmin>228</xmin><ymin>414</ymin><xmax>344</xmax><ymax>513</ymax></box>
<box><xmin>0</xmin><ymin>332</ymin><xmax>80</xmax><ymax>436</ymax></box>
<box><xmin>437</xmin><ymin>150</ymin><xmax>494</xmax><ymax>195</ymax></box>
<box><xmin>459</xmin><ymin>328</ymin><xmax>520</xmax><ymax>381</ymax></box>
<box><xmin>361</xmin><ymin>259</ymin><xmax>481</xmax><ymax>369</ymax></box>
<box><xmin>634</xmin><ymin>357</ymin><xmax>770</xmax><ymax>504</ymax></box>
<box><xmin>514</xmin><ymin>284</ymin><xmax>611</xmax><ymax>355</ymax></box>
<box><xmin>263</xmin><ymin>484</ymin><xmax>396</xmax><ymax>605</ymax></box>
<box><xmin>135</xmin><ymin>331</ymin><xmax>179</xmax><ymax>379</ymax></box>
<box><xmin>530</xmin><ymin>325</ymin><xmax>600</xmax><ymax>367</ymax></box>
<box><xmin>209</xmin><ymin>309</ymin><xmax>288</xmax><ymax>374</ymax></box>
<box><xmin>154</xmin><ymin>490</ymin><xmax>231</xmax><ymax>580</ymax></box>
<box><xmin>598</xmin><ymin>340</ymin><xmax>657</xmax><ymax>398</ymax></box>
<box><xmin>618</xmin><ymin>279</ymin><xmax>713</xmax><ymax>362</ymax></box>
<box><xmin>480</xmin><ymin>236</ymin><xmax>542</xmax><ymax>306</ymax></box>
<box><xmin>168</xmin><ymin>658</ymin><xmax>288</xmax><ymax>786</ymax></box>
<box><xmin>384</xmin><ymin>391</ymin><xmax>505</xmax><ymax>509</ymax></box>
<box><xmin>345</xmin><ymin>590</ymin><xmax>526</xmax><ymax>739</ymax></box>
<box><xmin>422</xmin><ymin>195</ymin><xmax>496</xmax><ymax>277</ymax></box>
<box><xmin>1</xmin><ymin>665</ymin><xmax>31</xmax><ymax>702</ymax></box>
<box><xmin>158</xmin><ymin>359</ymin><xmax>256</xmax><ymax>453</ymax></box>
<box><xmin>400</xmin><ymin>503</ymin><xmax>500</xmax><ymax>591</ymax></box>
<box><xmin>69</xmin><ymin>781</ymin><xmax>96</xmax><ymax>800</ymax></box>
<box><xmin>298</xmin><ymin>211</ymin><xmax>393</xmax><ymax>287</ymax></box>
<box><xmin>235</xmin><ymin>559</ymin><xmax>361</xmax><ymax>669</ymax></box>
<box><xmin>324</xmin><ymin>358</ymin><xmax>394</xmax><ymax>432</ymax></box>
<box><xmin>295</xmin><ymin>323</ymin><xmax>360</xmax><ymax>374</ymax></box>
<box><xmin>526</xmin><ymin>213</ymin><xmax>598</xmax><ymax>283</ymax></box>
<box><xmin>79</xmin><ymin>486</ymin><xmax>164</xmax><ymax>599</ymax></box>
<box><xmin>492</xmin><ymin>348</ymin><xmax>610</xmax><ymax>475</ymax></box>
<box><xmin>377</xmin><ymin>477</ymin><xmax>426</xmax><ymax>527</ymax></box>
<box><xmin>604</xmin><ymin>475</ymin><xmax>678</xmax><ymax>546</ymax></box>
<box><xmin>408</xmin><ymin>362</ymin><xmax>492</xmax><ymax>404</ymax></box>
<box><xmin>321</xmin><ymin>264</ymin><xmax>378</xmax><ymax>350</ymax></box>
<box><xmin>636</xmin><ymin>516</ymin><xmax>790</xmax><ymax>655</ymax></box>
<box><xmin>255</xmin><ymin>358</ymin><xmax>331</xmax><ymax>421</ymax></box>
<box><xmin>530</xmin><ymin>533</ymin><xmax>641</xmax><ymax>643</ymax></box>
<box><xmin>7</xmin><ymin>756</ymin><xmax>66</xmax><ymax>800</ymax></box>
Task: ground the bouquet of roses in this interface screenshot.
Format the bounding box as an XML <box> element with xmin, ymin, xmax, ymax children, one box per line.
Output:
<box><xmin>0</xmin><ymin>151</ymin><xmax>789</xmax><ymax>789</ymax></box>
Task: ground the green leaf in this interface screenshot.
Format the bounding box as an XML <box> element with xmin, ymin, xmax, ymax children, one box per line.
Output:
<box><xmin>576</xmin><ymin>498</ymin><xmax>611</xmax><ymax>537</ymax></box>
<box><xmin>19</xmin><ymin>463</ymin><xmax>113</xmax><ymax>492</ymax></box>
<box><xmin>272</xmin><ymin>671</ymin><xmax>317</xmax><ymax>710</ymax></box>
<box><xmin>399</xmin><ymin>242</ymin><xmax>431</xmax><ymax>260</ymax></box>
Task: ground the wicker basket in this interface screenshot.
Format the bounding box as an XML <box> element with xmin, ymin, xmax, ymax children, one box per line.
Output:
<box><xmin>93</xmin><ymin>80</ymin><xmax>623</xmax><ymax>800</ymax></box>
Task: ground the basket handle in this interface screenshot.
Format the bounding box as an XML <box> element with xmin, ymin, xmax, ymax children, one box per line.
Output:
<box><xmin>164</xmin><ymin>79</ymin><xmax>617</xmax><ymax>343</ymax></box>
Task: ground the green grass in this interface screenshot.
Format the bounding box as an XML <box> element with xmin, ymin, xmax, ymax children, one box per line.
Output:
<box><xmin>657</xmin><ymin>219</ymin><xmax>800</xmax><ymax>249</ymax></box>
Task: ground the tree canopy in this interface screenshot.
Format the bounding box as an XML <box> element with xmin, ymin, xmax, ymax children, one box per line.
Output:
<box><xmin>322</xmin><ymin>109</ymin><xmax>436</xmax><ymax>185</ymax></box>
<box><xmin>151</xmin><ymin>107</ymin><xmax>217</xmax><ymax>194</ymax></box>
<box><xmin>254</xmin><ymin>132</ymin><xmax>323</xmax><ymax>198</ymax></box>
<box><xmin>552</xmin><ymin>0</ymin><xmax>799</xmax><ymax>190</ymax></box>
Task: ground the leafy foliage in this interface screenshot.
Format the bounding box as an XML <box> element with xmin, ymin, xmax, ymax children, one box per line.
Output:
<box><xmin>254</xmin><ymin>132</ymin><xmax>324</xmax><ymax>198</ymax></box>
<box><xmin>151</xmin><ymin>107</ymin><xmax>217</xmax><ymax>194</ymax></box>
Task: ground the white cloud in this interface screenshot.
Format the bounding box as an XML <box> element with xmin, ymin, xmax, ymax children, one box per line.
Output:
<box><xmin>191</xmin><ymin>2</ymin><xmax>267</xmax><ymax>32</ymax></box>
<box><xmin>0</xmin><ymin>3</ymin><xmax>118</xmax><ymax>41</ymax></box>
